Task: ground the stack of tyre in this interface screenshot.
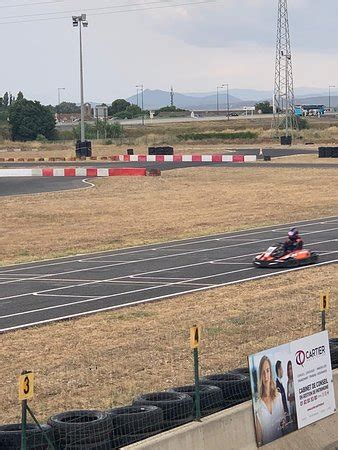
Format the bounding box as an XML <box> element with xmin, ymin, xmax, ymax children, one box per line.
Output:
<box><xmin>200</xmin><ymin>368</ymin><xmax>251</xmax><ymax>409</ymax></box>
<box><xmin>330</xmin><ymin>338</ymin><xmax>338</xmax><ymax>370</ymax></box>
<box><xmin>0</xmin><ymin>423</ymin><xmax>54</xmax><ymax>450</ymax></box>
<box><xmin>48</xmin><ymin>410</ymin><xmax>112</xmax><ymax>449</ymax></box>
<box><xmin>107</xmin><ymin>406</ymin><xmax>163</xmax><ymax>448</ymax></box>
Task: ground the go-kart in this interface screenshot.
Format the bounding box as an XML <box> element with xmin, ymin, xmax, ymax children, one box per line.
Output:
<box><xmin>253</xmin><ymin>243</ymin><xmax>319</xmax><ymax>268</ymax></box>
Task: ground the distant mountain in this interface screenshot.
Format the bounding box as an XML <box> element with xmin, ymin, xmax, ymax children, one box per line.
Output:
<box><xmin>126</xmin><ymin>89</ymin><xmax>243</xmax><ymax>110</ymax></box>
<box><xmin>295</xmin><ymin>95</ymin><xmax>338</xmax><ymax>107</ymax></box>
<box><xmin>112</xmin><ymin>87</ymin><xmax>336</xmax><ymax>111</ymax></box>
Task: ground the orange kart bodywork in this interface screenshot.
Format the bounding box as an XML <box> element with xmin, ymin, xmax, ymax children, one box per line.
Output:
<box><xmin>253</xmin><ymin>245</ymin><xmax>319</xmax><ymax>268</ymax></box>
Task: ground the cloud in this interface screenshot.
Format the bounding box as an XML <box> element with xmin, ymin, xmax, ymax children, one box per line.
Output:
<box><xmin>149</xmin><ymin>0</ymin><xmax>338</xmax><ymax>52</ymax></box>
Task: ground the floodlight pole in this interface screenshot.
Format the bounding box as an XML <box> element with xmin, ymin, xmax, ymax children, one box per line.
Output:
<box><xmin>217</xmin><ymin>85</ymin><xmax>226</xmax><ymax>116</ymax></box>
<box><xmin>225</xmin><ymin>83</ymin><xmax>230</xmax><ymax>121</ymax></box>
<box><xmin>136</xmin><ymin>84</ymin><xmax>144</xmax><ymax>125</ymax></box>
<box><xmin>58</xmin><ymin>87</ymin><xmax>65</xmax><ymax>106</ymax></box>
<box><xmin>73</xmin><ymin>14</ymin><xmax>88</xmax><ymax>142</ymax></box>
<box><xmin>329</xmin><ymin>85</ymin><xmax>335</xmax><ymax>111</ymax></box>
<box><xmin>79</xmin><ymin>22</ymin><xmax>85</xmax><ymax>141</ymax></box>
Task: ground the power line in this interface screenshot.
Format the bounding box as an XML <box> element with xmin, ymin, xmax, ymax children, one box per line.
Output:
<box><xmin>0</xmin><ymin>0</ymin><xmax>217</xmax><ymax>25</ymax></box>
<box><xmin>0</xmin><ymin>0</ymin><xmax>178</xmax><ymax>20</ymax></box>
<box><xmin>0</xmin><ymin>0</ymin><xmax>63</xmax><ymax>9</ymax></box>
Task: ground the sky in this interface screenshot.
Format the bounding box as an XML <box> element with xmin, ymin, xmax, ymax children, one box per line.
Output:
<box><xmin>1</xmin><ymin>0</ymin><xmax>338</xmax><ymax>105</ymax></box>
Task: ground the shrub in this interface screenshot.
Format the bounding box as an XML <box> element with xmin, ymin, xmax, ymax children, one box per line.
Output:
<box><xmin>177</xmin><ymin>131</ymin><xmax>258</xmax><ymax>141</ymax></box>
<box><xmin>36</xmin><ymin>134</ymin><xmax>48</xmax><ymax>142</ymax></box>
<box><xmin>73</xmin><ymin>122</ymin><xmax>124</xmax><ymax>140</ymax></box>
<box><xmin>296</xmin><ymin>117</ymin><xmax>310</xmax><ymax>130</ymax></box>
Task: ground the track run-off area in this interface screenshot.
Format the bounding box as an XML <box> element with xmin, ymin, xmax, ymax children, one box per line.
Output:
<box><xmin>0</xmin><ymin>216</ymin><xmax>337</xmax><ymax>332</ymax></box>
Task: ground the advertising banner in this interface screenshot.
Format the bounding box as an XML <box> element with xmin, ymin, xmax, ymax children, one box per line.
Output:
<box><xmin>248</xmin><ymin>331</ymin><xmax>336</xmax><ymax>447</ymax></box>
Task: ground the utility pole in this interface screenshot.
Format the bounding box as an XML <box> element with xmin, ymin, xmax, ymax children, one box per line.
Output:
<box><xmin>272</xmin><ymin>0</ymin><xmax>297</xmax><ymax>142</ymax></box>
<box><xmin>72</xmin><ymin>14</ymin><xmax>88</xmax><ymax>143</ymax></box>
<box><xmin>170</xmin><ymin>86</ymin><xmax>174</xmax><ymax>107</ymax></box>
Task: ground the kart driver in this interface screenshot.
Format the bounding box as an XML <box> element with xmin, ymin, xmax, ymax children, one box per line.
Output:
<box><xmin>284</xmin><ymin>228</ymin><xmax>303</xmax><ymax>254</ymax></box>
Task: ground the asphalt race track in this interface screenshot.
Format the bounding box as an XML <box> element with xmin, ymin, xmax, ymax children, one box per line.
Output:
<box><xmin>0</xmin><ymin>216</ymin><xmax>337</xmax><ymax>332</ymax></box>
<box><xmin>0</xmin><ymin>177</ymin><xmax>93</xmax><ymax>196</ymax></box>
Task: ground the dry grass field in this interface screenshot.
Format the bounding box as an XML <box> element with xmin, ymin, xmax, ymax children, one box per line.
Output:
<box><xmin>1</xmin><ymin>166</ymin><xmax>337</xmax><ymax>266</ymax></box>
<box><xmin>1</xmin><ymin>265</ymin><xmax>336</xmax><ymax>423</ymax></box>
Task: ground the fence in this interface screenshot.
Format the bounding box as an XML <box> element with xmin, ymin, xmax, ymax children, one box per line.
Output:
<box><xmin>0</xmin><ymin>278</ymin><xmax>336</xmax><ymax>449</ymax></box>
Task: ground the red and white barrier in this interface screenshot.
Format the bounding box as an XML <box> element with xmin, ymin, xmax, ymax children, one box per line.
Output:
<box><xmin>0</xmin><ymin>167</ymin><xmax>148</xmax><ymax>177</ymax></box>
<box><xmin>110</xmin><ymin>154</ymin><xmax>257</xmax><ymax>163</ymax></box>
<box><xmin>0</xmin><ymin>154</ymin><xmax>257</xmax><ymax>163</ymax></box>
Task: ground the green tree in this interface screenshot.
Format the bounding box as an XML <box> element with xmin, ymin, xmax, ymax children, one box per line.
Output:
<box><xmin>9</xmin><ymin>99</ymin><xmax>56</xmax><ymax>141</ymax></box>
<box><xmin>255</xmin><ymin>101</ymin><xmax>273</xmax><ymax>114</ymax></box>
<box><xmin>109</xmin><ymin>99</ymin><xmax>131</xmax><ymax>116</ymax></box>
<box><xmin>56</xmin><ymin>102</ymin><xmax>80</xmax><ymax>114</ymax></box>
<box><xmin>17</xmin><ymin>91</ymin><xmax>24</xmax><ymax>102</ymax></box>
<box><xmin>3</xmin><ymin>92</ymin><xmax>9</xmax><ymax>107</ymax></box>
<box><xmin>154</xmin><ymin>105</ymin><xmax>187</xmax><ymax>116</ymax></box>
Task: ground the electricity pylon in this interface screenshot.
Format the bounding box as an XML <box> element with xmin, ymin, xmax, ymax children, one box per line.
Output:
<box><xmin>272</xmin><ymin>0</ymin><xmax>297</xmax><ymax>138</ymax></box>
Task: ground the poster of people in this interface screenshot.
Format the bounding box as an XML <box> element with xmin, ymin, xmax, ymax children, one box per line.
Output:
<box><xmin>248</xmin><ymin>331</ymin><xmax>336</xmax><ymax>447</ymax></box>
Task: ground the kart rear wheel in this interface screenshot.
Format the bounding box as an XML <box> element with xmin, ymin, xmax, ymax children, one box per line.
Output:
<box><xmin>310</xmin><ymin>253</ymin><xmax>319</xmax><ymax>264</ymax></box>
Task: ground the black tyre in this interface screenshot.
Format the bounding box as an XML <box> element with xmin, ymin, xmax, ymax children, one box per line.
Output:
<box><xmin>107</xmin><ymin>405</ymin><xmax>163</xmax><ymax>435</ymax></box>
<box><xmin>330</xmin><ymin>338</ymin><xmax>338</xmax><ymax>369</ymax></box>
<box><xmin>310</xmin><ymin>252</ymin><xmax>319</xmax><ymax>264</ymax></box>
<box><xmin>133</xmin><ymin>392</ymin><xmax>193</xmax><ymax>422</ymax></box>
<box><xmin>201</xmin><ymin>372</ymin><xmax>251</xmax><ymax>407</ymax></box>
<box><xmin>167</xmin><ymin>385</ymin><xmax>223</xmax><ymax>416</ymax></box>
<box><xmin>0</xmin><ymin>423</ymin><xmax>54</xmax><ymax>450</ymax></box>
<box><xmin>48</xmin><ymin>410</ymin><xmax>112</xmax><ymax>449</ymax></box>
<box><xmin>230</xmin><ymin>367</ymin><xmax>250</xmax><ymax>376</ymax></box>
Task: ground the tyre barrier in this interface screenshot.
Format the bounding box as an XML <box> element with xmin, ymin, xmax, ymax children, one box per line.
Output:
<box><xmin>230</xmin><ymin>367</ymin><xmax>250</xmax><ymax>377</ymax></box>
<box><xmin>200</xmin><ymin>371</ymin><xmax>251</xmax><ymax>408</ymax></box>
<box><xmin>318</xmin><ymin>147</ymin><xmax>338</xmax><ymax>158</ymax></box>
<box><xmin>167</xmin><ymin>384</ymin><xmax>224</xmax><ymax>417</ymax></box>
<box><xmin>11</xmin><ymin>361</ymin><xmax>338</xmax><ymax>449</ymax></box>
<box><xmin>133</xmin><ymin>391</ymin><xmax>194</xmax><ymax>430</ymax></box>
<box><xmin>0</xmin><ymin>423</ymin><xmax>54</xmax><ymax>450</ymax></box>
<box><xmin>47</xmin><ymin>410</ymin><xmax>112</xmax><ymax>450</ymax></box>
<box><xmin>107</xmin><ymin>406</ymin><xmax>163</xmax><ymax>449</ymax></box>
<box><xmin>330</xmin><ymin>338</ymin><xmax>338</xmax><ymax>370</ymax></box>
<box><xmin>148</xmin><ymin>146</ymin><xmax>174</xmax><ymax>156</ymax></box>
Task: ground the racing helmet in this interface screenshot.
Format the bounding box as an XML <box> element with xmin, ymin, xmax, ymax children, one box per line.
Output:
<box><xmin>288</xmin><ymin>227</ymin><xmax>299</xmax><ymax>240</ymax></box>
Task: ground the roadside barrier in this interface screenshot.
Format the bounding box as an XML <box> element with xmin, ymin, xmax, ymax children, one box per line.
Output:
<box><xmin>0</xmin><ymin>167</ymin><xmax>149</xmax><ymax>177</ymax></box>
<box><xmin>0</xmin><ymin>154</ymin><xmax>257</xmax><ymax>163</ymax></box>
<box><xmin>110</xmin><ymin>154</ymin><xmax>257</xmax><ymax>163</ymax></box>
